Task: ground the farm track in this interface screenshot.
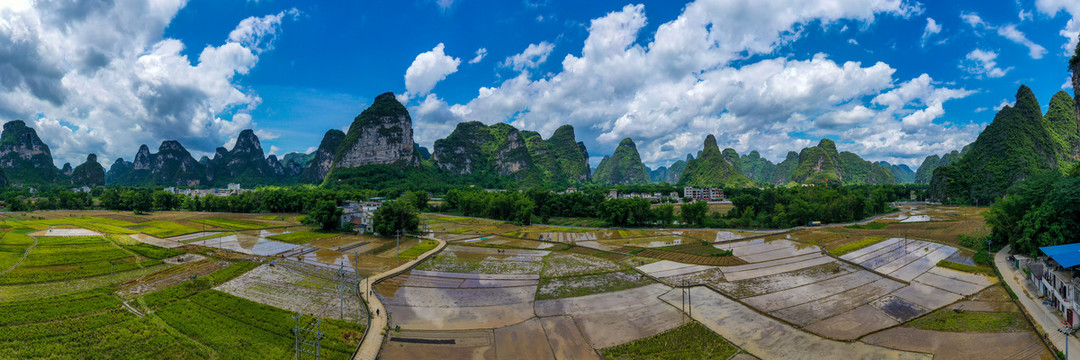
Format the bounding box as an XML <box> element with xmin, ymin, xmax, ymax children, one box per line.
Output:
<box><xmin>0</xmin><ymin>235</ymin><xmax>38</xmax><ymax>276</ymax></box>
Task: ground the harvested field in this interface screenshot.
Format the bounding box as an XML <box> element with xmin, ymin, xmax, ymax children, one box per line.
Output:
<box><xmin>216</xmin><ymin>261</ymin><xmax>366</xmax><ymax>321</ymax></box>
<box><xmin>540</xmin><ymin>252</ymin><xmax>622</xmax><ymax>278</ymax></box>
<box><xmin>535</xmin><ymin>283</ymin><xmax>683</xmax><ymax>348</ymax></box>
<box><xmin>634</xmin><ymin>248</ymin><xmax>745</xmax><ymax>266</ymax></box>
<box><xmin>536</xmin><ymin>270</ymin><xmax>653</xmax><ymax>300</ymax></box>
<box><xmin>116</xmin><ymin>259</ymin><xmax>230</xmax><ymax>299</ymax></box>
<box><xmin>863</xmin><ymin>327</ymin><xmax>1050</xmax><ymax>360</ymax></box>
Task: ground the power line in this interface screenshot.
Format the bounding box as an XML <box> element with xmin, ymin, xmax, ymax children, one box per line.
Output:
<box><xmin>292</xmin><ymin>312</ymin><xmax>324</xmax><ymax>360</ymax></box>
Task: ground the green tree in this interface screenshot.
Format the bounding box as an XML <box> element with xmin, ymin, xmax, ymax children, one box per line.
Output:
<box><xmin>305</xmin><ymin>200</ymin><xmax>342</xmax><ymax>231</ymax></box>
<box><xmin>131</xmin><ymin>191</ymin><xmax>152</xmax><ymax>214</ymax></box>
<box><xmin>653</xmin><ymin>204</ymin><xmax>675</xmax><ymax>226</ymax></box>
<box><xmin>373</xmin><ymin>200</ymin><xmax>419</xmax><ymax>236</ymax></box>
<box><xmin>681</xmin><ymin>200</ymin><xmax>708</xmax><ymax>226</ymax></box>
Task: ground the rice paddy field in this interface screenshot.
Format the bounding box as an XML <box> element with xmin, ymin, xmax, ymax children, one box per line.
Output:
<box><xmin>2</xmin><ymin>205</ymin><xmax>1052</xmax><ymax>360</ymax></box>
<box><xmin>0</xmin><ymin>210</ymin><xmax>406</xmax><ymax>359</ymax></box>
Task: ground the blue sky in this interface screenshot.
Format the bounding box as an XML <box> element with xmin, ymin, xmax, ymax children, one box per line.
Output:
<box><xmin>2</xmin><ymin>0</ymin><xmax>1080</xmax><ymax>170</ymax></box>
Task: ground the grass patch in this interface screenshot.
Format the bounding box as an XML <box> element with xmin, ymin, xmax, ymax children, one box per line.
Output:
<box><xmin>190</xmin><ymin>218</ymin><xmax>267</xmax><ymax>230</ymax></box>
<box><xmin>937</xmin><ymin>260</ymin><xmax>996</xmax><ymax>276</ymax></box>
<box><xmin>830</xmin><ymin>236</ymin><xmax>887</xmax><ymax>256</ymax></box>
<box><xmin>601</xmin><ymin>321</ymin><xmax>739</xmax><ymax>360</ymax></box>
<box><xmin>267</xmin><ymin>230</ymin><xmax>338</xmax><ymax>245</ymax></box>
<box><xmin>398</xmin><ymin>240</ymin><xmax>439</xmax><ymax>260</ymax></box>
<box><xmin>845</xmin><ymin>222</ymin><xmax>889</xmax><ymax>230</ymax></box>
<box><xmin>908</xmin><ymin>310</ymin><xmax>1026</xmax><ymax>332</ymax></box>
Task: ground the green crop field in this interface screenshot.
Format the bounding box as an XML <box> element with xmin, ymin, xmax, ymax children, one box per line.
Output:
<box><xmin>135</xmin><ymin>221</ymin><xmax>200</xmax><ymax>238</ymax></box>
<box><xmin>0</xmin><ymin>234</ymin><xmax>161</xmax><ymax>285</ymax></box>
<box><xmin>0</xmin><ymin>288</ymin><xmax>209</xmax><ymax>359</ymax></box>
<box><xmin>156</xmin><ymin>290</ymin><xmax>362</xmax><ymax>359</ymax></box>
<box><xmin>601</xmin><ymin>321</ymin><xmax>740</xmax><ymax>359</ymax></box>
<box><xmin>267</xmin><ymin>230</ymin><xmax>338</xmax><ymax>244</ymax></box>
<box><xmin>191</xmin><ymin>218</ymin><xmax>269</xmax><ymax>230</ymax></box>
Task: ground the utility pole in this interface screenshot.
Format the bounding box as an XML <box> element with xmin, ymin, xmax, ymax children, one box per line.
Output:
<box><xmin>396</xmin><ymin>230</ymin><xmax>401</xmax><ymax>258</ymax></box>
<box><xmin>336</xmin><ymin>264</ymin><xmax>347</xmax><ymax>320</ymax></box>
<box><xmin>292</xmin><ymin>312</ymin><xmax>324</xmax><ymax>360</ymax></box>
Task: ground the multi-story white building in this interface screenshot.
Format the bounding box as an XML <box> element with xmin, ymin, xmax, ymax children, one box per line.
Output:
<box><xmin>683</xmin><ymin>186</ymin><xmax>725</xmax><ymax>201</ymax></box>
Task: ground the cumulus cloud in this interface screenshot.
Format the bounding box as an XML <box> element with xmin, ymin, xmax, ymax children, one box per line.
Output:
<box><xmin>0</xmin><ymin>2</ymin><xmax>298</xmax><ymax>168</ymax></box>
<box><xmin>997</xmin><ymin>24</ymin><xmax>1047</xmax><ymax>58</ymax></box>
<box><xmin>961</xmin><ymin>11</ymin><xmax>1046</xmax><ymax>59</ymax></box>
<box><xmin>1035</xmin><ymin>0</ymin><xmax>1080</xmax><ymax>54</ymax></box>
<box><xmin>403</xmin><ymin>43</ymin><xmax>461</xmax><ymax>99</ymax></box>
<box><xmin>921</xmin><ymin>17</ymin><xmax>941</xmax><ymax>46</ymax></box>
<box><xmin>469</xmin><ymin>47</ymin><xmax>487</xmax><ymax>64</ymax></box>
<box><xmin>407</xmin><ymin>0</ymin><xmax>970</xmax><ymax>168</ymax></box>
<box><xmin>963</xmin><ymin>49</ymin><xmax>1010</xmax><ymax>78</ymax></box>
<box><xmin>502</xmin><ymin>42</ymin><xmax>555</xmax><ymax>71</ymax></box>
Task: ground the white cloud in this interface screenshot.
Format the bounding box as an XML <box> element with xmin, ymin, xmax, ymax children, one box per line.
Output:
<box><xmin>502</xmin><ymin>41</ymin><xmax>555</xmax><ymax>71</ymax></box>
<box><xmin>848</xmin><ymin>38</ymin><xmax>859</xmax><ymax>45</ymax></box>
<box><xmin>994</xmin><ymin>98</ymin><xmax>1015</xmax><ymax>111</ymax></box>
<box><xmin>436</xmin><ymin>0</ymin><xmax>454</xmax><ymax>11</ymax></box>
<box><xmin>469</xmin><ymin>47</ymin><xmax>487</xmax><ymax>64</ymax></box>
<box><xmin>403</xmin><ymin>43</ymin><xmax>461</xmax><ymax>99</ymax></box>
<box><xmin>1019</xmin><ymin>9</ymin><xmax>1034</xmax><ymax>21</ymax></box>
<box><xmin>1035</xmin><ymin>0</ymin><xmax>1080</xmax><ymax>54</ymax></box>
<box><xmin>0</xmin><ymin>2</ymin><xmax>297</xmax><ymax>168</ymax></box>
<box><xmin>410</xmin><ymin>0</ymin><xmax>969</xmax><ymax>168</ymax></box>
<box><xmin>921</xmin><ymin>17</ymin><xmax>941</xmax><ymax>46</ymax></box>
<box><xmin>963</xmin><ymin>49</ymin><xmax>1010</xmax><ymax>78</ymax></box>
<box><xmin>961</xmin><ymin>12</ymin><xmax>986</xmax><ymax>28</ymax></box>
<box><xmin>997</xmin><ymin>24</ymin><xmax>1047</xmax><ymax>58</ymax></box>
<box><xmin>960</xmin><ymin>11</ymin><xmax>1046</xmax><ymax>59</ymax></box>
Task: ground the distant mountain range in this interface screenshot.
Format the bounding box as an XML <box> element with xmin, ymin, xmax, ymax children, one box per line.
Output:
<box><xmin>1</xmin><ymin>84</ymin><xmax>1075</xmax><ymax>199</ymax></box>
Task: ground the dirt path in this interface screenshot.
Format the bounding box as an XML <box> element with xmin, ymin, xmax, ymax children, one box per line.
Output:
<box><xmin>0</xmin><ymin>235</ymin><xmax>37</xmax><ymax>276</ymax></box>
<box><xmin>353</xmin><ymin>235</ymin><xmax>447</xmax><ymax>360</ymax></box>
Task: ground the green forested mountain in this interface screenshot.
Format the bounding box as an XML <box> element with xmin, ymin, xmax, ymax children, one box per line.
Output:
<box><xmin>304</xmin><ymin>129</ymin><xmax>345</xmax><ymax>183</ymax></box>
<box><xmin>792</xmin><ymin>139</ymin><xmax>894</xmax><ymax>185</ymax></box>
<box><xmin>522</xmin><ymin>124</ymin><xmax>591</xmax><ymax>184</ymax></box>
<box><xmin>648</xmin><ymin>166</ymin><xmax>668</xmax><ymax>182</ymax></box>
<box><xmin>739</xmin><ymin>151</ymin><xmax>775</xmax><ymax>183</ymax></box>
<box><xmin>876</xmin><ymin>161</ymin><xmax>915</xmax><ymax>184</ymax></box>
<box><xmin>667</xmin><ymin>155</ymin><xmax>690</xmax><ymax>183</ymax></box>
<box><xmin>678</xmin><ymin>135</ymin><xmax>754</xmax><ymax>187</ymax></box>
<box><xmin>930</xmin><ymin>86</ymin><xmax>1080</xmax><ymax>204</ymax></box>
<box><xmin>432</xmin><ymin>121</ymin><xmax>541</xmax><ymax>183</ymax></box>
<box><xmin>0</xmin><ymin>120</ymin><xmax>56</xmax><ymax>184</ymax></box>
<box><xmin>332</xmin><ymin>92</ymin><xmax>419</xmax><ymax>168</ymax></box>
<box><xmin>593</xmin><ymin>138</ymin><xmax>649</xmax><ymax>185</ymax></box>
<box><xmin>282</xmin><ymin>152</ymin><xmax>315</xmax><ymax>168</ymax></box>
<box><xmin>914</xmin><ymin>146</ymin><xmax>968</xmax><ymax>184</ymax></box>
<box><xmin>71</xmin><ymin>154</ymin><xmax>105</xmax><ymax>187</ymax></box>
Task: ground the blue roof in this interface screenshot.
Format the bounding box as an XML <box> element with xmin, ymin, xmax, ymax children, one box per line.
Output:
<box><xmin>1040</xmin><ymin>243</ymin><xmax>1080</xmax><ymax>268</ymax></box>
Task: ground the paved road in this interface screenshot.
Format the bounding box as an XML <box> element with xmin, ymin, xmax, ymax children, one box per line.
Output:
<box><xmin>997</xmin><ymin>245</ymin><xmax>1080</xmax><ymax>359</ymax></box>
<box><xmin>353</xmin><ymin>235</ymin><xmax>446</xmax><ymax>360</ymax></box>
